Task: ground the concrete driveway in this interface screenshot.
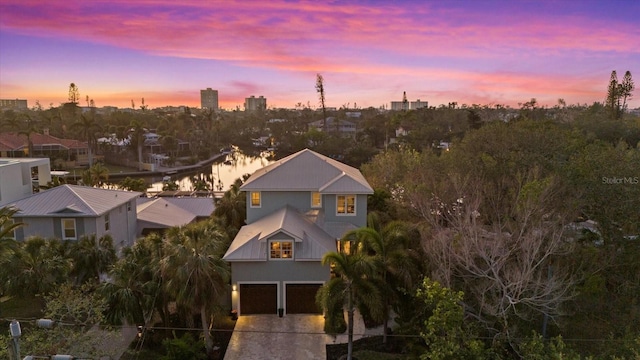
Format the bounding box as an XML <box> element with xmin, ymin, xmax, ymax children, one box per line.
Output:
<box><xmin>224</xmin><ymin>314</ymin><xmax>332</xmax><ymax>360</ymax></box>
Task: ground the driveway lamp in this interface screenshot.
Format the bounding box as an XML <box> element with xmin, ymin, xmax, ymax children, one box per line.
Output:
<box><xmin>9</xmin><ymin>320</ymin><xmax>21</xmax><ymax>360</ymax></box>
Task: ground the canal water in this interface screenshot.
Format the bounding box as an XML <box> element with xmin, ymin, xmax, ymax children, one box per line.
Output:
<box><xmin>147</xmin><ymin>150</ymin><xmax>275</xmax><ymax>192</ymax></box>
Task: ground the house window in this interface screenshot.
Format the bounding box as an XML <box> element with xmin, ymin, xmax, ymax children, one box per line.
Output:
<box><xmin>62</xmin><ymin>218</ymin><xmax>77</xmax><ymax>240</ymax></box>
<box><xmin>311</xmin><ymin>192</ymin><xmax>322</xmax><ymax>208</ymax></box>
<box><xmin>336</xmin><ymin>195</ymin><xmax>356</xmax><ymax>215</ymax></box>
<box><xmin>270</xmin><ymin>241</ymin><xmax>293</xmax><ymax>259</ymax></box>
<box><xmin>105</xmin><ymin>214</ymin><xmax>110</xmax><ymax>231</ymax></box>
<box><xmin>250</xmin><ymin>191</ymin><xmax>261</xmax><ymax>208</ymax></box>
<box><xmin>127</xmin><ymin>202</ymin><xmax>131</xmax><ymax>212</ymax></box>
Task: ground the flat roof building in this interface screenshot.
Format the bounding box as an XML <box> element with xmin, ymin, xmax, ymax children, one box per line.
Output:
<box><xmin>200</xmin><ymin>88</ymin><xmax>219</xmax><ymax>110</ymax></box>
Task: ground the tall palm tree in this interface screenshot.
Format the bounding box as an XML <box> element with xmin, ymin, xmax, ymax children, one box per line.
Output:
<box><xmin>317</xmin><ymin>250</ymin><xmax>384</xmax><ymax>360</ymax></box>
<box><xmin>13</xmin><ymin>113</ymin><xmax>40</xmax><ymax>157</ymax></box>
<box><xmin>70</xmin><ymin>234</ymin><xmax>116</xmax><ymax>285</ymax></box>
<box><xmin>129</xmin><ymin>120</ymin><xmax>146</xmax><ymax>170</ymax></box>
<box><xmin>343</xmin><ymin>212</ymin><xmax>419</xmax><ymax>344</ymax></box>
<box><xmin>161</xmin><ymin>220</ymin><xmax>230</xmax><ymax>356</ymax></box>
<box><xmin>71</xmin><ymin>114</ymin><xmax>102</xmax><ymax>167</ymax></box>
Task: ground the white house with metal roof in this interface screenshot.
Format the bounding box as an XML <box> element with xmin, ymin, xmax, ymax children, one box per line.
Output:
<box><xmin>223</xmin><ymin>148</ymin><xmax>373</xmax><ymax>316</ymax></box>
<box><xmin>8</xmin><ymin>185</ymin><xmax>140</xmax><ymax>252</ymax></box>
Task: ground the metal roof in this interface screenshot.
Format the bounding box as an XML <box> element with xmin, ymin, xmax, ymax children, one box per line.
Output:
<box><xmin>240</xmin><ymin>148</ymin><xmax>373</xmax><ymax>194</ymax></box>
<box><xmin>10</xmin><ymin>184</ymin><xmax>141</xmax><ymax>217</ymax></box>
<box><xmin>136</xmin><ymin>198</ymin><xmax>197</xmax><ymax>228</ymax></box>
<box><xmin>223</xmin><ymin>205</ymin><xmax>337</xmax><ymax>262</ymax></box>
<box><xmin>138</xmin><ymin>197</ymin><xmax>214</xmax><ymax>219</ymax></box>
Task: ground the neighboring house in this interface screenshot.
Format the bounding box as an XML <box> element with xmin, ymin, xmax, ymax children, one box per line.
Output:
<box><xmin>0</xmin><ymin>132</ymin><xmax>90</xmax><ymax>167</ymax></box>
<box><xmin>136</xmin><ymin>197</ymin><xmax>214</xmax><ymax>237</ymax></box>
<box><xmin>223</xmin><ymin>148</ymin><xmax>373</xmax><ymax>316</ymax></box>
<box><xmin>8</xmin><ymin>185</ymin><xmax>140</xmax><ymax>253</ymax></box>
<box><xmin>308</xmin><ymin>117</ymin><xmax>357</xmax><ymax>138</ymax></box>
<box><xmin>0</xmin><ymin>158</ymin><xmax>51</xmax><ymax>207</ymax></box>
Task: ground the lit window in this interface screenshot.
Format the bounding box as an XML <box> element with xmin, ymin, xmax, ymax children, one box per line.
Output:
<box><xmin>311</xmin><ymin>192</ymin><xmax>322</xmax><ymax>208</ymax></box>
<box><xmin>250</xmin><ymin>191</ymin><xmax>261</xmax><ymax>208</ymax></box>
<box><xmin>105</xmin><ymin>214</ymin><xmax>110</xmax><ymax>231</ymax></box>
<box><xmin>336</xmin><ymin>195</ymin><xmax>356</xmax><ymax>215</ymax></box>
<box><xmin>270</xmin><ymin>241</ymin><xmax>293</xmax><ymax>259</ymax></box>
<box><xmin>62</xmin><ymin>218</ymin><xmax>77</xmax><ymax>240</ymax></box>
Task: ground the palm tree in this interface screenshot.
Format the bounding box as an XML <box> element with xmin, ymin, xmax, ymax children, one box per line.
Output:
<box><xmin>70</xmin><ymin>234</ymin><xmax>116</xmax><ymax>285</ymax></box>
<box><xmin>129</xmin><ymin>120</ymin><xmax>146</xmax><ymax>170</ymax></box>
<box><xmin>161</xmin><ymin>220</ymin><xmax>230</xmax><ymax>356</ymax></box>
<box><xmin>81</xmin><ymin>162</ymin><xmax>110</xmax><ymax>187</ymax></box>
<box><xmin>12</xmin><ymin>113</ymin><xmax>40</xmax><ymax>157</ymax></box>
<box><xmin>71</xmin><ymin>114</ymin><xmax>102</xmax><ymax>167</ymax></box>
<box><xmin>343</xmin><ymin>212</ymin><xmax>419</xmax><ymax>344</ymax></box>
<box><xmin>0</xmin><ymin>207</ymin><xmax>22</xmax><ymax>263</ymax></box>
<box><xmin>317</xmin><ymin>250</ymin><xmax>384</xmax><ymax>360</ymax></box>
<box><xmin>214</xmin><ymin>177</ymin><xmax>246</xmax><ymax>232</ymax></box>
<box><xmin>101</xmin><ymin>234</ymin><xmax>164</xmax><ymax>326</ymax></box>
<box><xmin>1</xmin><ymin>237</ymin><xmax>72</xmax><ymax>297</ymax></box>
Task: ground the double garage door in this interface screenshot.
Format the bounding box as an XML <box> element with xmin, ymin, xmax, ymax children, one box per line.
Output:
<box><xmin>240</xmin><ymin>283</ymin><xmax>322</xmax><ymax>315</ymax></box>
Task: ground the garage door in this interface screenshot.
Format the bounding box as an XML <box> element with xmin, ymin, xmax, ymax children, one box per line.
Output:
<box><xmin>240</xmin><ymin>284</ymin><xmax>277</xmax><ymax>314</ymax></box>
<box><xmin>286</xmin><ymin>284</ymin><xmax>323</xmax><ymax>314</ymax></box>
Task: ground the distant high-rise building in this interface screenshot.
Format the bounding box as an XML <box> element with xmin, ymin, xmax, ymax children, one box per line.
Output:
<box><xmin>410</xmin><ymin>99</ymin><xmax>428</xmax><ymax>109</ymax></box>
<box><xmin>200</xmin><ymin>88</ymin><xmax>219</xmax><ymax>110</ymax></box>
<box><xmin>390</xmin><ymin>99</ymin><xmax>428</xmax><ymax>110</ymax></box>
<box><xmin>244</xmin><ymin>95</ymin><xmax>266</xmax><ymax>112</ymax></box>
<box><xmin>0</xmin><ymin>99</ymin><xmax>28</xmax><ymax>110</ymax></box>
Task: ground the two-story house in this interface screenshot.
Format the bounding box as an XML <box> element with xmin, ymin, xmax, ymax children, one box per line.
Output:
<box><xmin>223</xmin><ymin>149</ymin><xmax>373</xmax><ymax>316</ymax></box>
<box><xmin>8</xmin><ymin>185</ymin><xmax>140</xmax><ymax>253</ymax></box>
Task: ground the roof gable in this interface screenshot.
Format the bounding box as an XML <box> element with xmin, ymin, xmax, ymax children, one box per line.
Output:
<box><xmin>10</xmin><ymin>185</ymin><xmax>140</xmax><ymax>217</ymax></box>
<box><xmin>223</xmin><ymin>206</ymin><xmax>336</xmax><ymax>261</ymax></box>
<box><xmin>240</xmin><ymin>149</ymin><xmax>372</xmax><ymax>194</ymax></box>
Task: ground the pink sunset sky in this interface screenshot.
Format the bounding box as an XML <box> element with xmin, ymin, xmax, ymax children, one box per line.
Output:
<box><xmin>1</xmin><ymin>0</ymin><xmax>638</xmax><ymax>110</ymax></box>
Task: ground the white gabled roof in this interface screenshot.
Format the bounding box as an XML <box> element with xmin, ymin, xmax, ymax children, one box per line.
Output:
<box><xmin>10</xmin><ymin>185</ymin><xmax>141</xmax><ymax>217</ymax></box>
<box><xmin>223</xmin><ymin>206</ymin><xmax>336</xmax><ymax>262</ymax></box>
<box><xmin>240</xmin><ymin>149</ymin><xmax>373</xmax><ymax>194</ymax></box>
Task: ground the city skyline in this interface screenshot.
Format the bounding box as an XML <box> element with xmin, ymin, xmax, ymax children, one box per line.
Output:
<box><xmin>1</xmin><ymin>0</ymin><xmax>639</xmax><ymax>110</ymax></box>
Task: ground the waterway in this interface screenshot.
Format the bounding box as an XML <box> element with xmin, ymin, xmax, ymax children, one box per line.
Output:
<box><xmin>146</xmin><ymin>149</ymin><xmax>275</xmax><ymax>192</ymax></box>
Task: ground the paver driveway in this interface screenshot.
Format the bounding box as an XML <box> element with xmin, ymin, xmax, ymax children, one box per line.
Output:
<box><xmin>224</xmin><ymin>314</ymin><xmax>331</xmax><ymax>360</ymax></box>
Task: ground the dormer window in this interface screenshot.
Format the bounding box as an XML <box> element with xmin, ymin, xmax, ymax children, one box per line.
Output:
<box><xmin>250</xmin><ymin>191</ymin><xmax>261</xmax><ymax>208</ymax></box>
<box><xmin>311</xmin><ymin>192</ymin><xmax>322</xmax><ymax>208</ymax></box>
<box><xmin>336</xmin><ymin>195</ymin><xmax>356</xmax><ymax>215</ymax></box>
<box><xmin>270</xmin><ymin>240</ymin><xmax>293</xmax><ymax>259</ymax></box>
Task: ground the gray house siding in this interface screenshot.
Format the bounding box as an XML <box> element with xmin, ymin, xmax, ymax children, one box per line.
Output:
<box><xmin>12</xmin><ymin>200</ymin><xmax>137</xmax><ymax>252</ymax></box>
<box><xmin>322</xmin><ymin>193</ymin><xmax>368</xmax><ymax>228</ymax></box>
<box><xmin>246</xmin><ymin>191</ymin><xmax>318</xmax><ymax>223</ymax></box>
<box><xmin>231</xmin><ymin>261</ymin><xmax>329</xmax><ymax>312</ymax></box>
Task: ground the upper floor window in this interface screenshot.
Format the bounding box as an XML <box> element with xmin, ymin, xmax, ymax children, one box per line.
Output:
<box><xmin>105</xmin><ymin>214</ymin><xmax>110</xmax><ymax>231</ymax></box>
<box><xmin>62</xmin><ymin>218</ymin><xmax>77</xmax><ymax>240</ymax></box>
<box><xmin>270</xmin><ymin>240</ymin><xmax>293</xmax><ymax>259</ymax></box>
<box><xmin>250</xmin><ymin>191</ymin><xmax>261</xmax><ymax>208</ymax></box>
<box><xmin>311</xmin><ymin>192</ymin><xmax>322</xmax><ymax>208</ymax></box>
<box><xmin>336</xmin><ymin>195</ymin><xmax>356</xmax><ymax>215</ymax></box>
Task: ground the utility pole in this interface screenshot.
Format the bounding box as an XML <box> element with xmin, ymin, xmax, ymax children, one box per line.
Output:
<box><xmin>9</xmin><ymin>320</ymin><xmax>21</xmax><ymax>360</ymax></box>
